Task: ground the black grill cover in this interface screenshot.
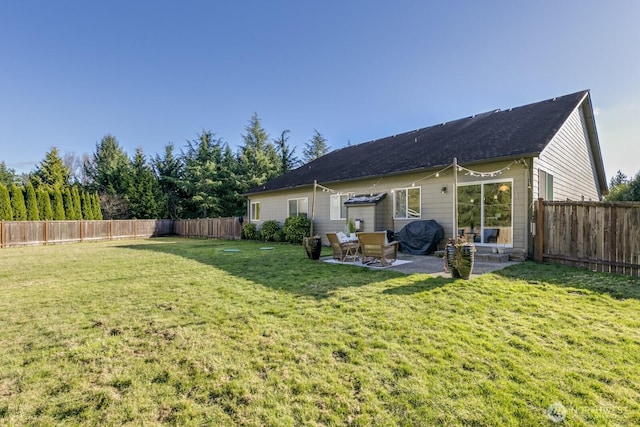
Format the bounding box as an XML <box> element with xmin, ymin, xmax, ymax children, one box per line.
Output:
<box><xmin>396</xmin><ymin>220</ymin><xmax>444</xmax><ymax>255</ymax></box>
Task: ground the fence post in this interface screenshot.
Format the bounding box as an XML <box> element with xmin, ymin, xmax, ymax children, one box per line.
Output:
<box><xmin>110</xmin><ymin>219</ymin><xmax>114</xmax><ymax>240</ymax></box>
<box><xmin>1</xmin><ymin>221</ymin><xmax>4</xmax><ymax>249</ymax></box>
<box><xmin>45</xmin><ymin>221</ymin><xmax>49</xmax><ymax>245</ymax></box>
<box><xmin>535</xmin><ymin>198</ymin><xmax>545</xmax><ymax>262</ymax></box>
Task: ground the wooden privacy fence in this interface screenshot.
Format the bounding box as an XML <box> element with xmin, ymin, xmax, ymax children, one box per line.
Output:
<box><xmin>0</xmin><ymin>218</ymin><xmax>243</xmax><ymax>248</ymax></box>
<box><xmin>535</xmin><ymin>199</ymin><xmax>640</xmax><ymax>276</ymax></box>
<box><xmin>173</xmin><ymin>217</ymin><xmax>242</xmax><ymax>240</ymax></box>
<box><xmin>0</xmin><ymin>219</ymin><xmax>173</xmax><ymax>248</ymax></box>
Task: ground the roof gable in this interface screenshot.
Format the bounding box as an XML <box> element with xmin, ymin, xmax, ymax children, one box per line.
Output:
<box><xmin>248</xmin><ymin>90</ymin><xmax>594</xmax><ymax>194</ymax></box>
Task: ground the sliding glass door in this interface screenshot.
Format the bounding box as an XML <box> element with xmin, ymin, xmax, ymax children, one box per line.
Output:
<box><xmin>457</xmin><ymin>180</ymin><xmax>512</xmax><ymax>246</ymax></box>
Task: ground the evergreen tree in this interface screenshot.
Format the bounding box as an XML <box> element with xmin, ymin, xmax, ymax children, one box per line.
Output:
<box><xmin>85</xmin><ymin>134</ymin><xmax>132</xmax><ymax>195</ymax></box>
<box><xmin>237</xmin><ymin>113</ymin><xmax>280</xmax><ymax>194</ymax></box>
<box><xmin>33</xmin><ymin>147</ymin><xmax>71</xmax><ymax>189</ymax></box>
<box><xmin>0</xmin><ymin>161</ymin><xmax>16</xmax><ymax>187</ymax></box>
<box><xmin>37</xmin><ymin>186</ymin><xmax>53</xmax><ymax>220</ymax></box>
<box><xmin>218</xmin><ymin>144</ymin><xmax>244</xmax><ymax>216</ymax></box>
<box><xmin>302</xmin><ymin>129</ymin><xmax>330</xmax><ymax>163</ymax></box>
<box><xmin>604</xmin><ymin>169</ymin><xmax>640</xmax><ymax>202</ymax></box>
<box><xmin>92</xmin><ymin>193</ymin><xmax>103</xmax><ymax>220</ymax></box>
<box><xmin>181</xmin><ymin>131</ymin><xmax>225</xmax><ymax>218</ymax></box>
<box><xmin>609</xmin><ymin>170</ymin><xmax>628</xmax><ymax>188</ymax></box>
<box><xmin>81</xmin><ymin>190</ymin><xmax>94</xmax><ymax>220</ymax></box>
<box><xmin>0</xmin><ymin>183</ymin><xmax>12</xmax><ymax>220</ymax></box>
<box><xmin>274</xmin><ymin>129</ymin><xmax>300</xmax><ymax>174</ymax></box>
<box><xmin>10</xmin><ymin>184</ymin><xmax>27</xmax><ymax>220</ymax></box>
<box><xmin>127</xmin><ymin>148</ymin><xmax>160</xmax><ymax>219</ymax></box>
<box><xmin>85</xmin><ymin>134</ymin><xmax>131</xmax><ymax>218</ymax></box>
<box><xmin>24</xmin><ymin>182</ymin><xmax>39</xmax><ymax>221</ymax></box>
<box><xmin>71</xmin><ymin>186</ymin><xmax>83</xmax><ymax>219</ymax></box>
<box><xmin>52</xmin><ymin>187</ymin><xmax>65</xmax><ymax>220</ymax></box>
<box><xmin>63</xmin><ymin>187</ymin><xmax>75</xmax><ymax>220</ymax></box>
<box><xmin>153</xmin><ymin>143</ymin><xmax>185</xmax><ymax>219</ymax></box>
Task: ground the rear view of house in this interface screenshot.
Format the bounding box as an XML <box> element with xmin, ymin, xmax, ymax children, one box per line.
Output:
<box><xmin>245</xmin><ymin>90</ymin><xmax>607</xmax><ymax>257</ymax></box>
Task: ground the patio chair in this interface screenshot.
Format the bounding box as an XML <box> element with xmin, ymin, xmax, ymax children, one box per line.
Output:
<box><xmin>357</xmin><ymin>232</ymin><xmax>399</xmax><ymax>266</ymax></box>
<box><xmin>326</xmin><ymin>232</ymin><xmax>360</xmax><ymax>262</ymax></box>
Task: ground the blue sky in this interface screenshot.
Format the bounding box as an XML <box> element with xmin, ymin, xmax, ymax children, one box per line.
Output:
<box><xmin>1</xmin><ymin>1</ymin><xmax>639</xmax><ymax>180</ymax></box>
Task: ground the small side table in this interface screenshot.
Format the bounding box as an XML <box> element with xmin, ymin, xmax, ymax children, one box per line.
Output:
<box><xmin>342</xmin><ymin>242</ymin><xmax>360</xmax><ymax>262</ymax></box>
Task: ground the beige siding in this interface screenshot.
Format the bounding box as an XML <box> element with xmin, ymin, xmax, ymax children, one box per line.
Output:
<box><xmin>247</xmin><ymin>159</ymin><xmax>530</xmax><ymax>251</ymax></box>
<box><xmin>533</xmin><ymin>104</ymin><xmax>601</xmax><ymax>201</ymax></box>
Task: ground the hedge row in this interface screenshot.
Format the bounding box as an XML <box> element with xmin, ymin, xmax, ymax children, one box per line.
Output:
<box><xmin>242</xmin><ymin>216</ymin><xmax>311</xmax><ymax>244</ymax></box>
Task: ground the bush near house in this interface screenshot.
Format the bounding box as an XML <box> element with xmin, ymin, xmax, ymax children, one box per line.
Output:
<box><xmin>282</xmin><ymin>215</ymin><xmax>311</xmax><ymax>243</ymax></box>
<box><xmin>259</xmin><ymin>220</ymin><xmax>282</xmax><ymax>242</ymax></box>
<box><xmin>242</xmin><ymin>222</ymin><xmax>258</xmax><ymax>240</ymax></box>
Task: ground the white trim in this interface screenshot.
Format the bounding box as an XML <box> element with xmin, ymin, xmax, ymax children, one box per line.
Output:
<box><xmin>287</xmin><ymin>197</ymin><xmax>309</xmax><ymax>218</ymax></box>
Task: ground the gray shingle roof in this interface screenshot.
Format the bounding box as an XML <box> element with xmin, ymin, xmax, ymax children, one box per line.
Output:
<box><xmin>247</xmin><ymin>90</ymin><xmax>591</xmax><ymax>194</ymax></box>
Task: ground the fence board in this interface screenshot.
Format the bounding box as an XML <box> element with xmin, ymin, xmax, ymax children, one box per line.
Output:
<box><xmin>539</xmin><ymin>200</ymin><xmax>640</xmax><ymax>276</ymax></box>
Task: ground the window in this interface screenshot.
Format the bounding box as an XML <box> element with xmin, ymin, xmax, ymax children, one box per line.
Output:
<box><xmin>394</xmin><ymin>187</ymin><xmax>421</xmax><ymax>219</ymax></box>
<box><xmin>457</xmin><ymin>180</ymin><xmax>512</xmax><ymax>245</ymax></box>
<box><xmin>539</xmin><ymin>170</ymin><xmax>554</xmax><ymax>200</ymax></box>
<box><xmin>288</xmin><ymin>198</ymin><xmax>308</xmax><ymax>218</ymax></box>
<box><xmin>250</xmin><ymin>202</ymin><xmax>260</xmax><ymax>221</ymax></box>
<box><xmin>330</xmin><ymin>194</ymin><xmax>350</xmax><ymax>220</ymax></box>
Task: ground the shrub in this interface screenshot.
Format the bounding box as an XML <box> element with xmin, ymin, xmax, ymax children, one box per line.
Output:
<box><xmin>260</xmin><ymin>220</ymin><xmax>282</xmax><ymax>242</ymax></box>
<box><xmin>282</xmin><ymin>215</ymin><xmax>311</xmax><ymax>244</ymax></box>
<box><xmin>242</xmin><ymin>223</ymin><xmax>258</xmax><ymax>240</ymax></box>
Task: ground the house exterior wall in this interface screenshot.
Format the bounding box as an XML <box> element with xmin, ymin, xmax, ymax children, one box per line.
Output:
<box><xmin>247</xmin><ymin>159</ymin><xmax>530</xmax><ymax>251</ymax></box>
<box><xmin>533</xmin><ymin>104</ymin><xmax>602</xmax><ymax>201</ymax></box>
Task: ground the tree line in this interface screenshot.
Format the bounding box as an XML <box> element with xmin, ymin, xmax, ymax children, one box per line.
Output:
<box><xmin>0</xmin><ymin>114</ymin><xmax>330</xmax><ymax>220</ymax></box>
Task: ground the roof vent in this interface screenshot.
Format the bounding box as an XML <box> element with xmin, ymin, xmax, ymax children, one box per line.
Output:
<box><xmin>552</xmin><ymin>97</ymin><xmax>557</xmax><ymax>101</ymax></box>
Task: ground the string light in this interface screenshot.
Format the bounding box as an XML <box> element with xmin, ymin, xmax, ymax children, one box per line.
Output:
<box><xmin>313</xmin><ymin>159</ymin><xmax>526</xmax><ymax>197</ymax></box>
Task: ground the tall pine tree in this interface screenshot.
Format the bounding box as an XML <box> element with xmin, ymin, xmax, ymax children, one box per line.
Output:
<box><xmin>10</xmin><ymin>184</ymin><xmax>27</xmax><ymax>220</ymax></box>
<box><xmin>237</xmin><ymin>113</ymin><xmax>280</xmax><ymax>195</ymax></box>
<box><xmin>37</xmin><ymin>186</ymin><xmax>53</xmax><ymax>220</ymax></box>
<box><xmin>52</xmin><ymin>187</ymin><xmax>65</xmax><ymax>220</ymax></box>
<box><xmin>181</xmin><ymin>131</ymin><xmax>224</xmax><ymax>218</ymax></box>
<box><xmin>92</xmin><ymin>193</ymin><xmax>103</xmax><ymax>220</ymax></box>
<box><xmin>71</xmin><ymin>186</ymin><xmax>83</xmax><ymax>220</ymax></box>
<box><xmin>302</xmin><ymin>129</ymin><xmax>330</xmax><ymax>163</ymax></box>
<box><xmin>153</xmin><ymin>143</ymin><xmax>185</xmax><ymax>219</ymax></box>
<box><xmin>128</xmin><ymin>148</ymin><xmax>160</xmax><ymax>219</ymax></box>
<box><xmin>81</xmin><ymin>190</ymin><xmax>94</xmax><ymax>220</ymax></box>
<box><xmin>274</xmin><ymin>129</ymin><xmax>300</xmax><ymax>174</ymax></box>
<box><xmin>63</xmin><ymin>187</ymin><xmax>75</xmax><ymax>220</ymax></box>
<box><xmin>24</xmin><ymin>182</ymin><xmax>39</xmax><ymax>221</ymax></box>
<box><xmin>33</xmin><ymin>147</ymin><xmax>71</xmax><ymax>189</ymax></box>
<box><xmin>0</xmin><ymin>183</ymin><xmax>12</xmax><ymax>220</ymax></box>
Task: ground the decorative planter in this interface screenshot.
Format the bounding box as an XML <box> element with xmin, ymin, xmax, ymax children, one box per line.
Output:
<box><xmin>445</xmin><ymin>242</ymin><xmax>475</xmax><ymax>279</ymax></box>
<box><xmin>303</xmin><ymin>236</ymin><xmax>322</xmax><ymax>260</ymax></box>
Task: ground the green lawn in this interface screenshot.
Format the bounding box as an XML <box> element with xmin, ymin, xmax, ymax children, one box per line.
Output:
<box><xmin>1</xmin><ymin>237</ymin><xmax>639</xmax><ymax>426</ymax></box>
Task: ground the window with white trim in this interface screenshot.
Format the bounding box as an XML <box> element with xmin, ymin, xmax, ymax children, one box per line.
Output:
<box><xmin>250</xmin><ymin>202</ymin><xmax>260</xmax><ymax>221</ymax></box>
<box><xmin>330</xmin><ymin>194</ymin><xmax>350</xmax><ymax>220</ymax></box>
<box><xmin>394</xmin><ymin>187</ymin><xmax>421</xmax><ymax>219</ymax></box>
<box><xmin>288</xmin><ymin>198</ymin><xmax>308</xmax><ymax>218</ymax></box>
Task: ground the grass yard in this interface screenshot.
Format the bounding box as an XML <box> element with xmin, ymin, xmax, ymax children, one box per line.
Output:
<box><xmin>1</xmin><ymin>237</ymin><xmax>639</xmax><ymax>426</ymax></box>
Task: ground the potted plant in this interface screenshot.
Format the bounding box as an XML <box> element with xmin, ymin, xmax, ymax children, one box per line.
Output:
<box><xmin>445</xmin><ymin>237</ymin><xmax>476</xmax><ymax>279</ymax></box>
<box><xmin>346</xmin><ymin>218</ymin><xmax>356</xmax><ymax>237</ymax></box>
<box><xmin>303</xmin><ymin>235</ymin><xmax>322</xmax><ymax>260</ymax></box>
